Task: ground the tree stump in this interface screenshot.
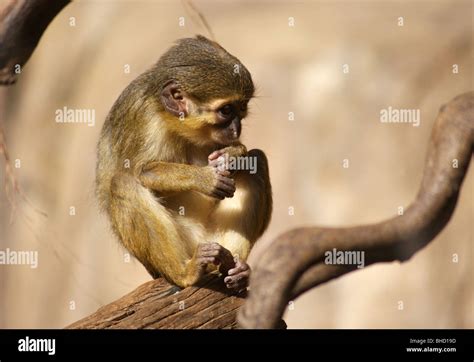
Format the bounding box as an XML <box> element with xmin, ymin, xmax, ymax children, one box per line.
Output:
<box><xmin>68</xmin><ymin>277</ymin><xmax>245</xmax><ymax>329</ymax></box>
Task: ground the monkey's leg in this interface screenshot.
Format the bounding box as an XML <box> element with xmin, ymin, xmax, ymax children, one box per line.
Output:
<box><xmin>212</xmin><ymin>149</ymin><xmax>273</xmax><ymax>290</ymax></box>
<box><xmin>109</xmin><ymin>173</ymin><xmax>213</xmax><ymax>287</ymax></box>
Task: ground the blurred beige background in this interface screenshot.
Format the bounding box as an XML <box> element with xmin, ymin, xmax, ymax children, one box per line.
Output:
<box><xmin>0</xmin><ymin>0</ymin><xmax>472</xmax><ymax>328</ymax></box>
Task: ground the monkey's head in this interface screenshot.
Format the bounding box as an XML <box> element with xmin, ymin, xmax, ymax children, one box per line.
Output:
<box><xmin>153</xmin><ymin>35</ymin><xmax>255</xmax><ymax>146</ymax></box>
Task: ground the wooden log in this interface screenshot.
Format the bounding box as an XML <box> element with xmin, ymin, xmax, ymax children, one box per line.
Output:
<box><xmin>67</xmin><ymin>276</ymin><xmax>246</xmax><ymax>329</ymax></box>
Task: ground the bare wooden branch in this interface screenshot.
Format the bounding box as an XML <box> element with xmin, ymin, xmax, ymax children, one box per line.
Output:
<box><xmin>67</xmin><ymin>276</ymin><xmax>246</xmax><ymax>329</ymax></box>
<box><xmin>238</xmin><ymin>92</ymin><xmax>474</xmax><ymax>329</ymax></box>
<box><xmin>0</xmin><ymin>0</ymin><xmax>70</xmax><ymax>85</ymax></box>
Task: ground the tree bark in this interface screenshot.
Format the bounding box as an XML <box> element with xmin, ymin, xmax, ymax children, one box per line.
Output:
<box><xmin>0</xmin><ymin>0</ymin><xmax>71</xmax><ymax>85</ymax></box>
<box><xmin>68</xmin><ymin>276</ymin><xmax>246</xmax><ymax>329</ymax></box>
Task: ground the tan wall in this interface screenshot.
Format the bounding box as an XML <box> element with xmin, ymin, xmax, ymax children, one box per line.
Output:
<box><xmin>0</xmin><ymin>0</ymin><xmax>472</xmax><ymax>328</ymax></box>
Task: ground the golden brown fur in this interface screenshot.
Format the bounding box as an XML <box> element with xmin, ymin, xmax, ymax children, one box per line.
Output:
<box><xmin>96</xmin><ymin>36</ymin><xmax>272</xmax><ymax>288</ymax></box>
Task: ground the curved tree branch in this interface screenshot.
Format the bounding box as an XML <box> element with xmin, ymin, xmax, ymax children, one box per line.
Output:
<box><xmin>238</xmin><ymin>92</ymin><xmax>473</xmax><ymax>329</ymax></box>
<box><xmin>0</xmin><ymin>0</ymin><xmax>71</xmax><ymax>85</ymax></box>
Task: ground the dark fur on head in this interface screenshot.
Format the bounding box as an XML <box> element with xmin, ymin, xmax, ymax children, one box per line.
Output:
<box><xmin>152</xmin><ymin>35</ymin><xmax>254</xmax><ymax>104</ymax></box>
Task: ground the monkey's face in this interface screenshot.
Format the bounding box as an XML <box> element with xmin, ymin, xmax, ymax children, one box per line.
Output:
<box><xmin>156</xmin><ymin>36</ymin><xmax>255</xmax><ymax>146</ymax></box>
<box><xmin>207</xmin><ymin>99</ymin><xmax>249</xmax><ymax>145</ymax></box>
<box><xmin>160</xmin><ymin>81</ymin><xmax>250</xmax><ymax>146</ymax></box>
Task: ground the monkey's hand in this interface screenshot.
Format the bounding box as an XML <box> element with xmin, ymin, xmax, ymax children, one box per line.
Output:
<box><xmin>194</xmin><ymin>242</ymin><xmax>236</xmax><ymax>275</ymax></box>
<box><xmin>224</xmin><ymin>257</ymin><xmax>250</xmax><ymax>292</ymax></box>
<box><xmin>199</xmin><ymin>165</ymin><xmax>236</xmax><ymax>200</ymax></box>
<box><xmin>208</xmin><ymin>144</ymin><xmax>247</xmax><ymax>174</ymax></box>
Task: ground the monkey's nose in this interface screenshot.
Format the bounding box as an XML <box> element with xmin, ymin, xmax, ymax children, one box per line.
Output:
<box><xmin>230</xmin><ymin>117</ymin><xmax>241</xmax><ymax>139</ymax></box>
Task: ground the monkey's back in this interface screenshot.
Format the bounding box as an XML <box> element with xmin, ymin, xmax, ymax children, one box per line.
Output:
<box><xmin>95</xmin><ymin>70</ymin><xmax>161</xmax><ymax>210</ymax></box>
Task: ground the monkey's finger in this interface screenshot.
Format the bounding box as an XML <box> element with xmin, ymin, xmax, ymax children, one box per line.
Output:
<box><xmin>196</xmin><ymin>243</ymin><xmax>209</xmax><ymax>254</ymax></box>
<box><xmin>231</xmin><ymin>260</ymin><xmax>250</xmax><ymax>273</ymax></box>
<box><xmin>199</xmin><ymin>255</ymin><xmax>216</xmax><ymax>263</ymax></box>
<box><xmin>208</xmin><ymin>242</ymin><xmax>231</xmax><ymax>253</ymax></box>
<box><xmin>210</xmin><ymin>190</ymin><xmax>226</xmax><ymax>200</ymax></box>
<box><xmin>216</xmin><ymin>169</ymin><xmax>231</xmax><ymax>177</ymax></box>
<box><xmin>225</xmin><ymin>276</ymin><xmax>248</xmax><ymax>290</ymax></box>
<box><xmin>209</xmin><ymin>242</ymin><xmax>223</xmax><ymax>249</ymax></box>
<box><xmin>228</xmin><ymin>264</ymin><xmax>249</xmax><ymax>276</ymax></box>
<box><xmin>224</xmin><ymin>273</ymin><xmax>244</xmax><ymax>283</ymax></box>
<box><xmin>224</xmin><ymin>277</ymin><xmax>237</xmax><ymax>288</ymax></box>
<box><xmin>217</xmin><ymin>175</ymin><xmax>235</xmax><ymax>187</ymax></box>
<box><xmin>216</xmin><ymin>182</ymin><xmax>236</xmax><ymax>195</ymax></box>
<box><xmin>233</xmin><ymin>259</ymin><xmax>250</xmax><ymax>272</ymax></box>
<box><xmin>228</xmin><ymin>272</ymin><xmax>249</xmax><ymax>284</ymax></box>
<box><xmin>215</xmin><ymin>243</ymin><xmax>233</xmax><ymax>255</ymax></box>
<box><xmin>198</xmin><ymin>256</ymin><xmax>220</xmax><ymax>266</ymax></box>
<box><xmin>226</xmin><ymin>272</ymin><xmax>250</xmax><ymax>290</ymax></box>
<box><xmin>228</xmin><ymin>267</ymin><xmax>240</xmax><ymax>276</ymax></box>
<box><xmin>217</xmin><ymin>188</ymin><xmax>235</xmax><ymax>198</ymax></box>
<box><xmin>199</xmin><ymin>242</ymin><xmax>218</xmax><ymax>251</ymax></box>
<box><xmin>208</xmin><ymin>159</ymin><xmax>220</xmax><ymax>168</ymax></box>
<box><xmin>208</xmin><ymin>243</ymin><xmax>233</xmax><ymax>258</ymax></box>
<box><xmin>199</xmin><ymin>245</ymin><xmax>230</xmax><ymax>262</ymax></box>
<box><xmin>228</xmin><ymin>270</ymin><xmax>250</xmax><ymax>285</ymax></box>
<box><xmin>209</xmin><ymin>158</ymin><xmax>227</xmax><ymax>167</ymax></box>
<box><xmin>208</xmin><ymin>149</ymin><xmax>226</xmax><ymax>160</ymax></box>
<box><xmin>200</xmin><ymin>249</ymin><xmax>221</xmax><ymax>258</ymax></box>
<box><xmin>216</xmin><ymin>181</ymin><xmax>235</xmax><ymax>193</ymax></box>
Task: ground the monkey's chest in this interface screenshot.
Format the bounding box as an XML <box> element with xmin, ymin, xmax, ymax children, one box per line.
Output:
<box><xmin>160</xmin><ymin>191</ymin><xmax>219</xmax><ymax>225</ymax></box>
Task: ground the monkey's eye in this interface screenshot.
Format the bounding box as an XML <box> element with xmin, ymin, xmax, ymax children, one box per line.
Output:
<box><xmin>218</xmin><ymin>104</ymin><xmax>234</xmax><ymax>118</ymax></box>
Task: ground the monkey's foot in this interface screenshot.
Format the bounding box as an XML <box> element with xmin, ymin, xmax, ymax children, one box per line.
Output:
<box><xmin>224</xmin><ymin>259</ymin><xmax>250</xmax><ymax>292</ymax></box>
<box><xmin>195</xmin><ymin>242</ymin><xmax>235</xmax><ymax>272</ymax></box>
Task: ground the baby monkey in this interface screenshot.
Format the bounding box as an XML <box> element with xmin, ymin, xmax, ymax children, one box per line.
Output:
<box><xmin>96</xmin><ymin>36</ymin><xmax>272</xmax><ymax>291</ymax></box>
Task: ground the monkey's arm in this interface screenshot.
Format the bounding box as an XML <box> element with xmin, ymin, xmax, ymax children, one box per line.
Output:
<box><xmin>140</xmin><ymin>161</ymin><xmax>235</xmax><ymax>199</ymax></box>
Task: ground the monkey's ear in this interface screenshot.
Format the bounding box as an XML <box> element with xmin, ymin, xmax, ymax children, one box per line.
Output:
<box><xmin>161</xmin><ymin>81</ymin><xmax>188</xmax><ymax>118</ymax></box>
